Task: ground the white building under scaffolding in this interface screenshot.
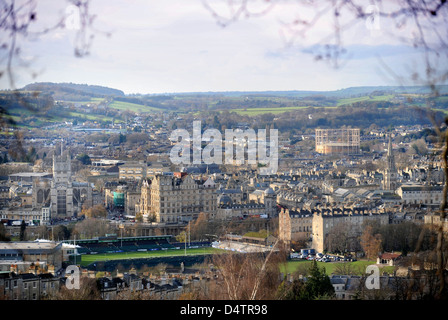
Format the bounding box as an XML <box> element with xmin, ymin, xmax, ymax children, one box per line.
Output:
<box><xmin>315</xmin><ymin>128</ymin><xmax>360</xmax><ymax>155</ymax></box>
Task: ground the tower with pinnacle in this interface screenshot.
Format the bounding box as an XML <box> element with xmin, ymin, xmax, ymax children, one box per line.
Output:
<box><xmin>383</xmin><ymin>134</ymin><xmax>398</xmax><ymax>191</ymax></box>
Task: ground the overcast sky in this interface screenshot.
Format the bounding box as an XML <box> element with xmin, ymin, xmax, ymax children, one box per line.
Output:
<box><xmin>1</xmin><ymin>0</ymin><xmax>440</xmax><ymax>94</ymax></box>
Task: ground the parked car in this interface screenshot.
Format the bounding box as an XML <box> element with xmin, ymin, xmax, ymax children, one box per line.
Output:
<box><xmin>331</xmin><ymin>256</ymin><xmax>340</xmax><ymax>261</ymax></box>
<box><xmin>290</xmin><ymin>253</ymin><xmax>301</xmax><ymax>259</ymax></box>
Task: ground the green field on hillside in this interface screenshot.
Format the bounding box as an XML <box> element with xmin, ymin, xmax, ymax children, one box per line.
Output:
<box><xmin>226</xmin><ymin>106</ymin><xmax>338</xmax><ymax>115</ymax></box>
<box><xmin>336</xmin><ymin>94</ymin><xmax>395</xmax><ymax>106</ymax></box>
<box><xmin>108</xmin><ymin>100</ymin><xmax>162</xmax><ymax>113</ymax></box>
<box><xmin>67</xmin><ymin>111</ymin><xmax>117</xmax><ymax>122</ymax></box>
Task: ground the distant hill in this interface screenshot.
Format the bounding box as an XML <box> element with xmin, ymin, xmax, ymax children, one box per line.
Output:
<box><xmin>20</xmin><ymin>82</ymin><xmax>448</xmax><ymax>100</ymax></box>
<box><xmin>168</xmin><ymin>85</ymin><xmax>448</xmax><ymax>98</ymax></box>
<box><xmin>22</xmin><ymin>82</ymin><xmax>125</xmax><ymax>101</ymax></box>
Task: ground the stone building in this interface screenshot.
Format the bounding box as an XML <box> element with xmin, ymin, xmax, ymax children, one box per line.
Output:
<box><xmin>424</xmin><ymin>211</ymin><xmax>448</xmax><ymax>233</ymax></box>
<box><xmin>0</xmin><ymin>272</ymin><xmax>60</xmax><ymax>300</ymax></box>
<box><xmin>311</xmin><ymin>208</ymin><xmax>389</xmax><ymax>253</ymax></box>
<box><xmin>278</xmin><ymin>207</ymin><xmax>313</xmax><ymax>247</ymax></box>
<box><xmin>138</xmin><ymin>172</ymin><xmax>217</xmax><ymax>223</ymax></box>
<box><xmin>32</xmin><ymin>146</ymin><xmax>92</xmax><ymax>219</ymax></box>
<box><xmin>396</xmin><ymin>184</ymin><xmax>443</xmax><ymax>206</ymax></box>
<box><xmin>119</xmin><ymin>161</ymin><xmax>148</xmax><ymax>181</ymax></box>
<box><xmin>0</xmin><ymin>207</ymin><xmax>42</xmax><ymax>224</ymax></box>
<box><xmin>213</xmin><ymin>188</ymin><xmax>277</xmax><ymax>220</ymax></box>
<box><xmin>278</xmin><ymin>206</ymin><xmax>389</xmax><ymax>253</ymax></box>
<box><xmin>0</xmin><ymin>241</ymin><xmax>64</xmax><ymax>272</ymax></box>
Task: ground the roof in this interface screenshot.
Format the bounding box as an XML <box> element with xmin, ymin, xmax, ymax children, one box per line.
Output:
<box><xmin>333</xmin><ymin>188</ymin><xmax>351</xmax><ymax>197</ymax></box>
<box><xmin>9</xmin><ymin>172</ymin><xmax>52</xmax><ymax>177</ymax></box>
<box><xmin>330</xmin><ymin>277</ymin><xmax>347</xmax><ymax>285</ymax></box>
<box><xmin>379</xmin><ymin>253</ymin><xmax>401</xmax><ymax>260</ymax></box>
<box><xmin>0</xmin><ymin>241</ymin><xmax>61</xmax><ymax>254</ymax></box>
<box><xmin>400</xmin><ymin>185</ymin><xmax>443</xmax><ymax>192</ymax></box>
<box><xmin>220</xmin><ymin>189</ymin><xmax>241</xmax><ymax>194</ymax></box>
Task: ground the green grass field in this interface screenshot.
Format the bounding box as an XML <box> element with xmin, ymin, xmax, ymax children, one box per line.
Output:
<box><xmin>79</xmin><ymin>247</ymin><xmax>225</xmax><ymax>267</ymax></box>
<box><xmin>336</xmin><ymin>94</ymin><xmax>395</xmax><ymax>106</ymax></box>
<box><xmin>67</xmin><ymin>111</ymin><xmax>117</xmax><ymax>123</ymax></box>
<box><xmin>432</xmin><ymin>108</ymin><xmax>448</xmax><ymax>115</ymax></box>
<box><xmin>60</xmin><ymin>98</ymin><xmax>162</xmax><ymax>113</ymax></box>
<box><xmin>221</xmin><ymin>94</ymin><xmax>396</xmax><ymax>116</ymax></box>
<box><xmin>281</xmin><ymin>259</ymin><xmax>396</xmax><ymax>276</ymax></box>
<box><xmin>229</xmin><ymin>106</ymin><xmax>308</xmax><ymax>115</ymax></box>
<box><xmin>225</xmin><ymin>106</ymin><xmax>333</xmax><ymax>115</ymax></box>
<box><xmin>108</xmin><ymin>100</ymin><xmax>162</xmax><ymax>113</ymax></box>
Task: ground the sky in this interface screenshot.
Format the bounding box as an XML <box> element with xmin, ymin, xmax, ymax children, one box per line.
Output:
<box><xmin>1</xmin><ymin>0</ymin><xmax>443</xmax><ymax>94</ymax></box>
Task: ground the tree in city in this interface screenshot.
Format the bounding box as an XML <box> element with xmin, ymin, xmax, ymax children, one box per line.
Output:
<box><xmin>301</xmin><ymin>260</ymin><xmax>335</xmax><ymax>300</ymax></box>
<box><xmin>175</xmin><ymin>231</ymin><xmax>187</xmax><ymax>243</ymax></box>
<box><xmin>19</xmin><ymin>219</ymin><xmax>26</xmax><ymax>241</ymax></box>
<box><xmin>76</xmin><ymin>153</ymin><xmax>92</xmax><ymax>165</ymax></box>
<box><xmin>189</xmin><ymin>212</ymin><xmax>209</xmax><ymax>241</ymax></box>
<box><xmin>211</xmin><ymin>240</ymin><xmax>284</xmax><ymax>300</ymax></box>
<box><xmin>277</xmin><ymin>277</ymin><xmax>307</xmax><ymax>300</ymax></box>
<box><xmin>360</xmin><ymin>225</ymin><xmax>382</xmax><ymax>260</ymax></box>
<box><xmin>82</xmin><ymin>204</ymin><xmax>107</xmax><ymax>219</ymax></box>
<box><xmin>279</xmin><ymin>260</ymin><xmax>335</xmax><ymax>300</ymax></box>
<box><xmin>51</xmin><ymin>225</ymin><xmax>71</xmax><ymax>241</ymax></box>
<box><xmin>324</xmin><ymin>221</ymin><xmax>359</xmax><ymax>254</ymax></box>
<box><xmin>49</xmin><ymin>276</ymin><xmax>101</xmax><ymax>300</ymax></box>
<box><xmin>379</xmin><ymin>221</ymin><xmax>430</xmax><ymax>255</ymax></box>
<box><xmin>0</xmin><ymin>223</ymin><xmax>10</xmax><ymax>241</ymax></box>
<box><xmin>71</xmin><ymin>218</ymin><xmax>112</xmax><ymax>239</ymax></box>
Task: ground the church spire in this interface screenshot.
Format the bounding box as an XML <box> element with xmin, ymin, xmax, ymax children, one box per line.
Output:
<box><xmin>387</xmin><ymin>134</ymin><xmax>392</xmax><ymax>155</ymax></box>
<box><xmin>383</xmin><ymin>134</ymin><xmax>398</xmax><ymax>191</ymax></box>
<box><xmin>387</xmin><ymin>134</ymin><xmax>395</xmax><ymax>160</ymax></box>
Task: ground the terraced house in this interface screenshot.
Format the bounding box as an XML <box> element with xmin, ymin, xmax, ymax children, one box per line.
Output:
<box><xmin>0</xmin><ymin>272</ymin><xmax>60</xmax><ymax>300</ymax></box>
<box><xmin>311</xmin><ymin>207</ymin><xmax>389</xmax><ymax>253</ymax></box>
<box><xmin>279</xmin><ymin>206</ymin><xmax>389</xmax><ymax>253</ymax></box>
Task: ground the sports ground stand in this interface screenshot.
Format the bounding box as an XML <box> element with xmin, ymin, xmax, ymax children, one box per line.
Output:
<box><xmin>64</xmin><ymin>235</ymin><xmax>211</xmax><ymax>254</ymax></box>
<box><xmin>66</xmin><ymin>235</ymin><xmax>211</xmax><ymax>270</ymax></box>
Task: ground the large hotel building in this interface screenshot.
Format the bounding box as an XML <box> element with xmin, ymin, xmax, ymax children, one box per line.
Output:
<box><xmin>138</xmin><ymin>172</ymin><xmax>217</xmax><ymax>223</ymax></box>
